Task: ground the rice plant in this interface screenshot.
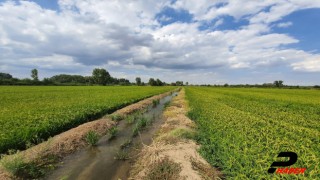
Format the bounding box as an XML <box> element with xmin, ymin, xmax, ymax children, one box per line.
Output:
<box><xmin>185</xmin><ymin>87</ymin><xmax>320</xmax><ymax>179</ymax></box>
<box><xmin>0</xmin><ymin>86</ymin><xmax>175</xmax><ymax>153</ymax></box>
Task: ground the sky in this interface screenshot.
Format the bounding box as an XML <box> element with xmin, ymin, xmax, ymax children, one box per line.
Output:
<box><xmin>0</xmin><ymin>0</ymin><xmax>320</xmax><ymax>85</ymax></box>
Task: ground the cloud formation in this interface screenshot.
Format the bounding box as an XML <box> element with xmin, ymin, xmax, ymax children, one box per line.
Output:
<box><xmin>0</xmin><ymin>0</ymin><xmax>319</xmax><ymax>84</ymax></box>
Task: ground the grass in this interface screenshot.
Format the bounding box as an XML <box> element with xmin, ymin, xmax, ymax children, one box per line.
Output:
<box><xmin>0</xmin><ymin>152</ymin><xmax>25</xmax><ymax>175</ymax></box>
<box><xmin>132</xmin><ymin>126</ymin><xmax>140</xmax><ymax>137</ymax></box>
<box><xmin>110</xmin><ymin>114</ymin><xmax>124</xmax><ymax>122</ymax></box>
<box><xmin>0</xmin><ymin>151</ymin><xmax>48</xmax><ymax>179</ymax></box>
<box><xmin>144</xmin><ymin>157</ymin><xmax>181</xmax><ymax>180</ymax></box>
<box><xmin>132</xmin><ymin>117</ymin><xmax>149</xmax><ymax>137</ymax></box>
<box><xmin>157</xmin><ymin>128</ymin><xmax>197</xmax><ymax>144</ymax></box>
<box><xmin>114</xmin><ymin>150</ymin><xmax>129</xmax><ymax>160</ymax></box>
<box><xmin>85</xmin><ymin>131</ymin><xmax>99</xmax><ymax>146</ymax></box>
<box><xmin>120</xmin><ymin>139</ymin><xmax>132</xmax><ymax>149</ymax></box>
<box><xmin>164</xmin><ymin>101</ymin><xmax>170</xmax><ymax>109</ymax></box>
<box><xmin>169</xmin><ymin>128</ymin><xmax>197</xmax><ymax>140</ymax></box>
<box><xmin>108</xmin><ymin>127</ymin><xmax>118</xmax><ymax>139</ymax></box>
<box><xmin>152</xmin><ymin>99</ymin><xmax>160</xmax><ymax>107</ymax></box>
<box><xmin>190</xmin><ymin>157</ymin><xmax>221</xmax><ymax>179</ymax></box>
<box><xmin>0</xmin><ymin>86</ymin><xmax>175</xmax><ymax>153</ymax></box>
<box><xmin>125</xmin><ymin>111</ymin><xmax>142</xmax><ymax>124</ymax></box>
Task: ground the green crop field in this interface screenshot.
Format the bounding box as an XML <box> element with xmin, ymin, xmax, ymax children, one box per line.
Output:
<box><xmin>0</xmin><ymin>86</ymin><xmax>175</xmax><ymax>154</ymax></box>
<box><xmin>185</xmin><ymin>87</ymin><xmax>320</xmax><ymax>179</ymax></box>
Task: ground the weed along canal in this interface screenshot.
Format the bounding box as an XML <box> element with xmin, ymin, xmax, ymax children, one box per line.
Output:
<box><xmin>46</xmin><ymin>92</ymin><xmax>178</xmax><ymax>180</ymax></box>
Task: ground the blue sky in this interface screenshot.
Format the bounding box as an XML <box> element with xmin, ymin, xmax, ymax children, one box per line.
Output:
<box><xmin>272</xmin><ymin>8</ymin><xmax>320</xmax><ymax>53</ymax></box>
<box><xmin>7</xmin><ymin>0</ymin><xmax>59</xmax><ymax>10</ymax></box>
<box><xmin>0</xmin><ymin>0</ymin><xmax>320</xmax><ymax>85</ymax></box>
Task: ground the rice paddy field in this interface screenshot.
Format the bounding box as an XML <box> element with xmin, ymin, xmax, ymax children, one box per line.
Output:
<box><xmin>185</xmin><ymin>87</ymin><xmax>320</xmax><ymax>179</ymax></box>
<box><xmin>0</xmin><ymin>86</ymin><xmax>175</xmax><ymax>154</ymax></box>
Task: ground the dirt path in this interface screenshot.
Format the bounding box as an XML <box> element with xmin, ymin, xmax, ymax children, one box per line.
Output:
<box><xmin>0</xmin><ymin>90</ymin><xmax>175</xmax><ymax>180</ymax></box>
<box><xmin>129</xmin><ymin>88</ymin><xmax>222</xmax><ymax>179</ymax></box>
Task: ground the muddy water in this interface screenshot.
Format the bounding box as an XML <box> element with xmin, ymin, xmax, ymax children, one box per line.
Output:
<box><xmin>46</xmin><ymin>92</ymin><xmax>177</xmax><ymax>180</ymax></box>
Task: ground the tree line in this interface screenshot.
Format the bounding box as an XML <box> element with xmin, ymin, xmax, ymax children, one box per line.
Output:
<box><xmin>198</xmin><ymin>81</ymin><xmax>320</xmax><ymax>89</ymax></box>
<box><xmin>0</xmin><ymin>68</ymin><xmax>184</xmax><ymax>86</ymax></box>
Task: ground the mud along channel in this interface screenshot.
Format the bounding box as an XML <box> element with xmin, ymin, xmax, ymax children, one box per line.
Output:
<box><xmin>46</xmin><ymin>92</ymin><xmax>178</xmax><ymax>180</ymax></box>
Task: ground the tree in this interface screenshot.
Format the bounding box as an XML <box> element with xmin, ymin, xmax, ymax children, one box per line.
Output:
<box><xmin>92</xmin><ymin>68</ymin><xmax>111</xmax><ymax>85</ymax></box>
<box><xmin>156</xmin><ymin>79</ymin><xmax>163</xmax><ymax>86</ymax></box>
<box><xmin>31</xmin><ymin>69</ymin><xmax>38</xmax><ymax>81</ymax></box>
<box><xmin>135</xmin><ymin>77</ymin><xmax>142</xmax><ymax>86</ymax></box>
<box><xmin>49</xmin><ymin>74</ymin><xmax>86</xmax><ymax>84</ymax></box>
<box><xmin>273</xmin><ymin>80</ymin><xmax>284</xmax><ymax>87</ymax></box>
<box><xmin>118</xmin><ymin>78</ymin><xmax>130</xmax><ymax>85</ymax></box>
<box><xmin>0</xmin><ymin>72</ymin><xmax>14</xmax><ymax>85</ymax></box>
<box><xmin>0</xmin><ymin>73</ymin><xmax>13</xmax><ymax>80</ymax></box>
<box><xmin>148</xmin><ymin>78</ymin><xmax>156</xmax><ymax>86</ymax></box>
<box><xmin>176</xmin><ymin>81</ymin><xmax>183</xmax><ymax>86</ymax></box>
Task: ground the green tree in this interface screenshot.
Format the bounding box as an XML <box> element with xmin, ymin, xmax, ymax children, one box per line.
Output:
<box><xmin>0</xmin><ymin>73</ymin><xmax>13</xmax><ymax>80</ymax></box>
<box><xmin>136</xmin><ymin>77</ymin><xmax>142</xmax><ymax>86</ymax></box>
<box><xmin>92</xmin><ymin>68</ymin><xmax>111</xmax><ymax>85</ymax></box>
<box><xmin>156</xmin><ymin>79</ymin><xmax>163</xmax><ymax>86</ymax></box>
<box><xmin>31</xmin><ymin>69</ymin><xmax>38</xmax><ymax>81</ymax></box>
<box><xmin>273</xmin><ymin>80</ymin><xmax>284</xmax><ymax>87</ymax></box>
<box><xmin>148</xmin><ymin>78</ymin><xmax>156</xmax><ymax>86</ymax></box>
<box><xmin>176</xmin><ymin>81</ymin><xmax>183</xmax><ymax>86</ymax></box>
<box><xmin>49</xmin><ymin>74</ymin><xmax>86</xmax><ymax>84</ymax></box>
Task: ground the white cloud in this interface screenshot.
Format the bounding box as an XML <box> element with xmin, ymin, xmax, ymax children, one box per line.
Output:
<box><xmin>213</xmin><ymin>19</ymin><xmax>224</xmax><ymax>28</ymax></box>
<box><xmin>291</xmin><ymin>57</ymin><xmax>320</xmax><ymax>72</ymax></box>
<box><xmin>0</xmin><ymin>0</ymin><xmax>320</xmax><ymax>85</ymax></box>
<box><xmin>277</xmin><ymin>22</ymin><xmax>293</xmax><ymax>28</ymax></box>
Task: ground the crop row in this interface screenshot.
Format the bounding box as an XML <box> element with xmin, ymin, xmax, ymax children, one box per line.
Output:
<box><xmin>0</xmin><ymin>86</ymin><xmax>175</xmax><ymax>154</ymax></box>
<box><xmin>185</xmin><ymin>87</ymin><xmax>319</xmax><ymax>179</ymax></box>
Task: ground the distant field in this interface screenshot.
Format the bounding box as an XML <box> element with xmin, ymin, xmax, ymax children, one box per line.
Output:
<box><xmin>186</xmin><ymin>87</ymin><xmax>320</xmax><ymax>179</ymax></box>
<box><xmin>0</xmin><ymin>86</ymin><xmax>175</xmax><ymax>153</ymax></box>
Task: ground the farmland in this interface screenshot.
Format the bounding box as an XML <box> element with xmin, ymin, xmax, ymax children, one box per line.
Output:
<box><xmin>185</xmin><ymin>87</ymin><xmax>320</xmax><ymax>179</ymax></box>
<box><xmin>0</xmin><ymin>86</ymin><xmax>175</xmax><ymax>154</ymax></box>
